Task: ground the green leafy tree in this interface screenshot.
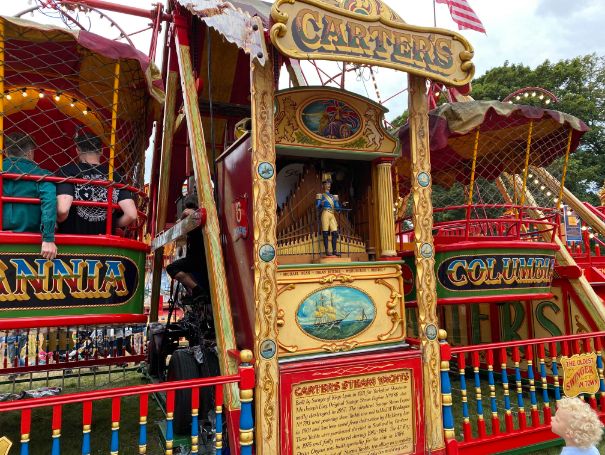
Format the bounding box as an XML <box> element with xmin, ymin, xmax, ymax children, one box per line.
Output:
<box><xmin>394</xmin><ymin>54</ymin><xmax>605</xmax><ymax>205</ymax></box>
<box><xmin>471</xmin><ymin>54</ymin><xmax>605</xmax><ymax>204</ymax></box>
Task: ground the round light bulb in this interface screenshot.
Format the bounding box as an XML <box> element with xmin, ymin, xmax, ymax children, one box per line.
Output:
<box><xmin>21</xmin><ymin>88</ymin><xmax>27</xmax><ymax>97</ymax></box>
<box><xmin>38</xmin><ymin>91</ymin><xmax>45</xmax><ymax>98</ymax></box>
<box><xmin>524</xmin><ymin>92</ymin><xmax>529</xmax><ymax>98</ymax></box>
<box><xmin>590</xmin><ymin>233</ymin><xmax>595</xmax><ymax>239</ymax></box>
<box><xmin>5</xmin><ymin>93</ymin><xmax>11</xmax><ymax>100</ymax></box>
<box><xmin>515</xmin><ymin>95</ymin><xmax>521</xmax><ymax>100</ymax></box>
<box><xmin>534</xmin><ymin>179</ymin><xmax>539</xmax><ymax>184</ymax></box>
<box><xmin>545</xmin><ymin>99</ymin><xmax>551</xmax><ymax>105</ymax></box>
<box><xmin>54</xmin><ymin>94</ymin><xmax>61</xmax><ymax>101</ymax></box>
<box><xmin>531</xmin><ymin>92</ymin><xmax>536</xmax><ymax>97</ymax></box>
<box><xmin>539</xmin><ymin>94</ymin><xmax>544</xmax><ymax>100</ymax></box>
<box><xmin>546</xmin><ymin>191</ymin><xmax>552</xmax><ymax>196</ymax></box>
<box><xmin>540</xmin><ymin>185</ymin><xmax>545</xmax><ymax>190</ymax></box>
<box><xmin>528</xmin><ymin>174</ymin><xmax>533</xmax><ymax>178</ymax></box>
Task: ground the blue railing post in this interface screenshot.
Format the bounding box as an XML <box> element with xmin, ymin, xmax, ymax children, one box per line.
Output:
<box><xmin>439</xmin><ymin>330</ymin><xmax>458</xmax><ymax>454</ymax></box>
<box><xmin>238</xmin><ymin>350</ymin><xmax>255</xmax><ymax>455</ymax></box>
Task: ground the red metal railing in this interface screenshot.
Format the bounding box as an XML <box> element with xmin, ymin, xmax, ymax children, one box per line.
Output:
<box><xmin>396</xmin><ymin>204</ymin><xmax>559</xmax><ymax>247</ymax></box>
<box><xmin>439</xmin><ymin>332</ymin><xmax>605</xmax><ymax>455</ymax></box>
<box><xmin>0</xmin><ymin>173</ymin><xmax>148</xmax><ymax>240</ymax></box>
<box><xmin>0</xmin><ymin>349</ymin><xmax>255</xmax><ymax>455</ymax></box>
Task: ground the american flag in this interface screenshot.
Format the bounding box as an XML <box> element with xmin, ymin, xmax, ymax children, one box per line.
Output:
<box><xmin>436</xmin><ymin>0</ymin><xmax>486</xmax><ymax>34</ymax></box>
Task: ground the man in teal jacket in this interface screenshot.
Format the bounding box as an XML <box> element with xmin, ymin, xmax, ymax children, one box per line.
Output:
<box><xmin>3</xmin><ymin>133</ymin><xmax>57</xmax><ymax>259</ymax></box>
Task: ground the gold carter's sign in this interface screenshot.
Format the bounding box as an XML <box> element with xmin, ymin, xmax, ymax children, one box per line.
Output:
<box><xmin>270</xmin><ymin>0</ymin><xmax>475</xmax><ymax>86</ymax></box>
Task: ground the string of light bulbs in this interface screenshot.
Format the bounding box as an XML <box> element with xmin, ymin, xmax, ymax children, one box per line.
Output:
<box><xmin>2</xmin><ymin>87</ymin><xmax>92</xmax><ymax>116</ymax></box>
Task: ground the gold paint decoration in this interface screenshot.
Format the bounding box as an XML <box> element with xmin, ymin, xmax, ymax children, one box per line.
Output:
<box><xmin>0</xmin><ymin>437</ymin><xmax>12</xmax><ymax>455</ymax></box>
<box><xmin>376</xmin><ymin>278</ymin><xmax>404</xmax><ymax>340</ymax></box>
<box><xmin>275</xmin><ymin>87</ymin><xmax>398</xmax><ymax>155</ymax></box>
<box><xmin>270</xmin><ymin>0</ymin><xmax>474</xmax><ymax>86</ymax></box>
<box><xmin>276</xmin><ymin>264</ymin><xmax>406</xmax><ymax>358</ymax></box>
<box><xmin>407</xmin><ymin>74</ymin><xmax>444</xmax><ymax>450</ymax></box>
<box><xmin>251</xmin><ymin>51</ymin><xmax>280</xmax><ymax>453</ymax></box>
<box><xmin>321</xmin><ymin>340</ymin><xmax>360</xmax><ymax>352</ymax></box>
<box><xmin>319</xmin><ymin>273</ymin><xmax>354</xmax><ymax>284</ymax></box>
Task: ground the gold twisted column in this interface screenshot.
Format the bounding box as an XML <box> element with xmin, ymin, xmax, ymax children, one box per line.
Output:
<box><xmin>373</xmin><ymin>158</ymin><xmax>397</xmax><ymax>257</ymax></box>
<box><xmin>174</xmin><ymin>21</ymin><xmax>238</xmax><ymax>407</ymax></box>
<box><xmin>250</xmin><ymin>43</ymin><xmax>280</xmax><ymax>454</ymax></box>
<box><xmin>408</xmin><ymin>75</ymin><xmax>444</xmax><ymax>450</ymax></box>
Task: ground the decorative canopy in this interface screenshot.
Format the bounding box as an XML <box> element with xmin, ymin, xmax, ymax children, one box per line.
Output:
<box><xmin>396</xmin><ymin>100</ymin><xmax>589</xmax><ymax>195</ymax></box>
<box><xmin>177</xmin><ymin>0</ymin><xmax>268</xmax><ymax>65</ymax></box>
<box><xmin>0</xmin><ymin>15</ymin><xmax>164</xmax><ymax>183</ymax></box>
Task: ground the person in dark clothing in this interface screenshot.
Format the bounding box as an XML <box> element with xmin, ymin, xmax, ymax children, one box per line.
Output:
<box><xmin>2</xmin><ymin>132</ymin><xmax>57</xmax><ymax>259</ymax></box>
<box><xmin>56</xmin><ymin>131</ymin><xmax>137</xmax><ymax>235</ymax></box>
<box><xmin>166</xmin><ymin>194</ymin><xmax>208</xmax><ymax>301</ymax></box>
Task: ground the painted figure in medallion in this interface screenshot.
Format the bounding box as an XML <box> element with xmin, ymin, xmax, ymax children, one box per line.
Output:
<box><xmin>302</xmin><ymin>99</ymin><xmax>361</xmax><ymax>141</ymax></box>
<box><xmin>316</xmin><ymin>173</ymin><xmax>341</xmax><ymax>257</ymax></box>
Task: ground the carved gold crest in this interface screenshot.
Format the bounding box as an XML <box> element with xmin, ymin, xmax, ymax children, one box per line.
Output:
<box><xmin>270</xmin><ymin>0</ymin><xmax>474</xmax><ymax>86</ymax></box>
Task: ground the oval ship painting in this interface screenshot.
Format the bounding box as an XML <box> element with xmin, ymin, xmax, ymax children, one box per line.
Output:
<box><xmin>296</xmin><ymin>286</ymin><xmax>376</xmax><ymax>341</ymax></box>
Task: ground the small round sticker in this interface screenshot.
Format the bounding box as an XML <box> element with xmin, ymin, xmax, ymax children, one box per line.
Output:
<box><xmin>260</xmin><ymin>339</ymin><xmax>276</xmax><ymax>359</ymax></box>
<box><xmin>259</xmin><ymin>244</ymin><xmax>276</xmax><ymax>262</ymax></box>
<box><xmin>425</xmin><ymin>324</ymin><xmax>438</xmax><ymax>341</ymax></box>
<box><xmin>420</xmin><ymin>243</ymin><xmax>433</xmax><ymax>258</ymax></box>
<box><xmin>258</xmin><ymin>162</ymin><xmax>274</xmax><ymax>179</ymax></box>
<box><xmin>417</xmin><ymin>172</ymin><xmax>430</xmax><ymax>187</ymax></box>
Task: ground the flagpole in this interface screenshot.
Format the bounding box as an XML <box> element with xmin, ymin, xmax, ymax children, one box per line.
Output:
<box><xmin>433</xmin><ymin>0</ymin><xmax>437</xmax><ymax>26</ymax></box>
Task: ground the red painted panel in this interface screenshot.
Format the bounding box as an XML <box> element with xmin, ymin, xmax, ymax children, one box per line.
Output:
<box><xmin>279</xmin><ymin>350</ymin><xmax>425</xmax><ymax>455</ymax></box>
<box><xmin>216</xmin><ymin>136</ymin><xmax>255</xmax><ymax>348</ymax></box>
<box><xmin>458</xmin><ymin>426</ymin><xmax>560</xmax><ymax>455</ymax></box>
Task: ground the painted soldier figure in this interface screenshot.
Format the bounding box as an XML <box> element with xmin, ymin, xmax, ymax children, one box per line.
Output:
<box><xmin>316</xmin><ymin>174</ymin><xmax>341</xmax><ymax>257</ymax></box>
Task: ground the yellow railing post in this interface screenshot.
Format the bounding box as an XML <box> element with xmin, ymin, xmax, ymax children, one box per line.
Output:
<box><xmin>519</xmin><ymin>121</ymin><xmax>534</xmax><ymax>207</ymax></box>
<box><xmin>557</xmin><ymin>128</ymin><xmax>573</xmax><ymax>211</ymax></box>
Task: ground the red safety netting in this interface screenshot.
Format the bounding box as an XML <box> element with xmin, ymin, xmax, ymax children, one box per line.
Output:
<box><xmin>394</xmin><ymin>100</ymin><xmax>589</xmax><ymax>242</ymax></box>
<box><xmin>0</xmin><ymin>15</ymin><xmax>163</xmax><ymax>238</ymax></box>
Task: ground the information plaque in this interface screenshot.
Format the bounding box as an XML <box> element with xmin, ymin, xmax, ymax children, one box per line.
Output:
<box><xmin>280</xmin><ymin>352</ymin><xmax>424</xmax><ymax>455</ymax></box>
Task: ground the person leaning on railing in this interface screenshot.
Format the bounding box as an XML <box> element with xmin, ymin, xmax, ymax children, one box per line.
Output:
<box><xmin>165</xmin><ymin>193</ymin><xmax>209</xmax><ymax>304</ymax></box>
<box><xmin>56</xmin><ymin>131</ymin><xmax>138</xmax><ymax>235</ymax></box>
<box><xmin>2</xmin><ymin>132</ymin><xmax>57</xmax><ymax>259</ymax></box>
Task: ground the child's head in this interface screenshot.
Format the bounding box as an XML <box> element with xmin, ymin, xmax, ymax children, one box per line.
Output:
<box><xmin>551</xmin><ymin>397</ymin><xmax>603</xmax><ymax>448</ymax></box>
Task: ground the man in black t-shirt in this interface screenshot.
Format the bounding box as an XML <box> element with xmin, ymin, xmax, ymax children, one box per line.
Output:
<box><xmin>56</xmin><ymin>132</ymin><xmax>137</xmax><ymax>235</ymax></box>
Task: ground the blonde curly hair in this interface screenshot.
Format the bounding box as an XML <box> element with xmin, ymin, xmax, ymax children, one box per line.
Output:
<box><xmin>555</xmin><ymin>397</ymin><xmax>604</xmax><ymax>448</ymax></box>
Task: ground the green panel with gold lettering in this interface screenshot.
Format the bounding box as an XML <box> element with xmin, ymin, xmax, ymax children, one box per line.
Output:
<box><xmin>0</xmin><ymin>244</ymin><xmax>145</xmax><ymax>318</ymax></box>
<box><xmin>401</xmin><ymin>246</ymin><xmax>556</xmax><ymax>302</ymax></box>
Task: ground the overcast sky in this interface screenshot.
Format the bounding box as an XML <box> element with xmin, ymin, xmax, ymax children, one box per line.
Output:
<box><xmin>2</xmin><ymin>0</ymin><xmax>604</xmax><ymax>177</ymax></box>
<box><xmin>4</xmin><ymin>0</ymin><xmax>604</xmax><ymax>121</ymax></box>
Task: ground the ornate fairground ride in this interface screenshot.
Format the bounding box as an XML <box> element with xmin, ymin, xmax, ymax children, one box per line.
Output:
<box><xmin>1</xmin><ymin>0</ymin><xmax>605</xmax><ymax>454</ymax></box>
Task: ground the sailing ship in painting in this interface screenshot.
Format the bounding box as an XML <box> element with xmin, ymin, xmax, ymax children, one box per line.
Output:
<box><xmin>297</xmin><ymin>286</ymin><xmax>376</xmax><ymax>341</ymax></box>
<box><xmin>313</xmin><ymin>291</ymin><xmax>351</xmax><ymax>329</ymax></box>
